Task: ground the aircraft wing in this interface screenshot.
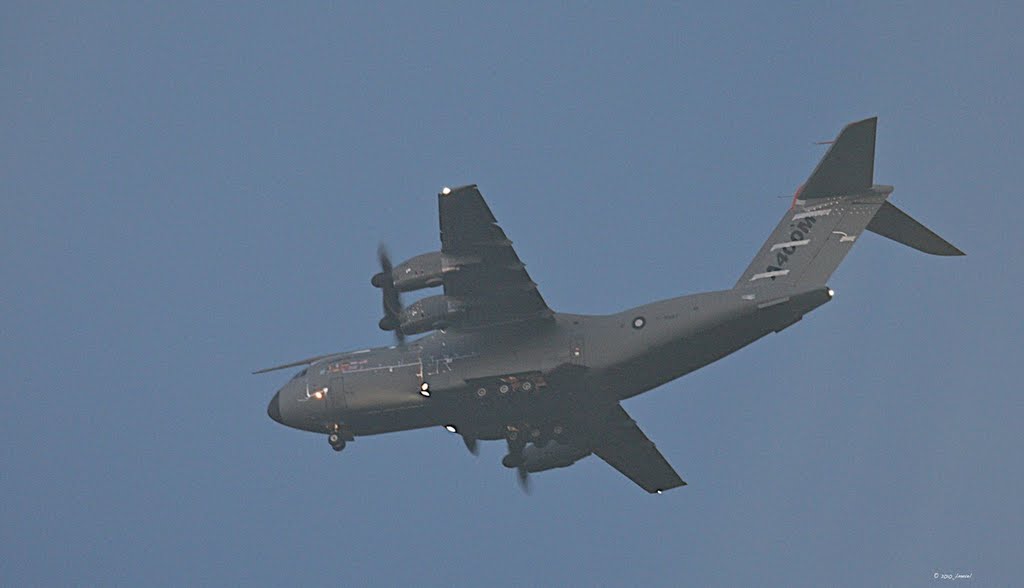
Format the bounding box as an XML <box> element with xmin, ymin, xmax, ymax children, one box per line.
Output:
<box><xmin>439</xmin><ymin>185</ymin><xmax>553</xmax><ymax>328</ymax></box>
<box><xmin>593</xmin><ymin>404</ymin><xmax>686</xmax><ymax>493</ymax></box>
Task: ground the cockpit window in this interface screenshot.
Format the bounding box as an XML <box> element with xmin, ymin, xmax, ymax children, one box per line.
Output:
<box><xmin>291</xmin><ymin>368</ymin><xmax>307</xmax><ymax>381</ymax></box>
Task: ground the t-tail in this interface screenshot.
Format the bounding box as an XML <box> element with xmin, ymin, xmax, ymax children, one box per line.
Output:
<box><xmin>735</xmin><ymin>117</ymin><xmax>964</xmax><ymax>295</ymax></box>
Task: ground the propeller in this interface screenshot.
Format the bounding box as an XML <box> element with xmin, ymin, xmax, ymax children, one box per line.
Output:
<box><xmin>516</xmin><ymin>466</ymin><xmax>532</xmax><ymax>494</ymax></box>
<box><xmin>503</xmin><ymin>437</ymin><xmax>530</xmax><ymax>493</ymax></box>
<box><xmin>462</xmin><ymin>435</ymin><xmax>479</xmax><ymax>456</ymax></box>
<box><xmin>376</xmin><ymin>244</ymin><xmax>405</xmax><ymax>345</ymax></box>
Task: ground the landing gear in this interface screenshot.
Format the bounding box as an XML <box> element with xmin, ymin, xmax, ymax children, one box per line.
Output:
<box><xmin>472</xmin><ymin>373</ymin><xmax>547</xmax><ymax>403</ymax></box>
<box><xmin>551</xmin><ymin>424</ymin><xmax>566</xmax><ymax>443</ymax></box>
<box><xmin>328</xmin><ymin>431</ymin><xmax>346</xmax><ymax>452</ymax></box>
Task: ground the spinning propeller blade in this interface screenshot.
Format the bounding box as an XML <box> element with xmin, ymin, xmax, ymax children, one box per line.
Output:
<box><xmin>517</xmin><ymin>466</ymin><xmax>532</xmax><ymax>495</ymax></box>
<box><xmin>376</xmin><ymin>244</ymin><xmax>405</xmax><ymax>345</ymax></box>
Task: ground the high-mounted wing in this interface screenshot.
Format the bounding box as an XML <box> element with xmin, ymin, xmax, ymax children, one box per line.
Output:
<box><xmin>593</xmin><ymin>404</ymin><xmax>686</xmax><ymax>493</ymax></box>
<box><xmin>439</xmin><ymin>185</ymin><xmax>553</xmax><ymax>328</ymax></box>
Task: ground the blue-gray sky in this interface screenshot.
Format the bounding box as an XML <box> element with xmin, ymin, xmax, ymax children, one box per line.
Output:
<box><xmin>2</xmin><ymin>3</ymin><xmax>1021</xmax><ymax>586</ymax></box>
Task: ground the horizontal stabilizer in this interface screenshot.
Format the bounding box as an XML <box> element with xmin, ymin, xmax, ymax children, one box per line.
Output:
<box><xmin>866</xmin><ymin>201</ymin><xmax>965</xmax><ymax>256</ymax></box>
<box><xmin>801</xmin><ymin>117</ymin><xmax>876</xmax><ymax>200</ymax></box>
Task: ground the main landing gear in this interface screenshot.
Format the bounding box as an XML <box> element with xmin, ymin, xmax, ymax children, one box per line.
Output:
<box><xmin>502</xmin><ymin>422</ymin><xmax>566</xmax><ymax>458</ymax></box>
<box><xmin>473</xmin><ymin>373</ymin><xmax>546</xmax><ymax>400</ymax></box>
<box><xmin>500</xmin><ymin>422</ymin><xmax>566</xmax><ymax>465</ymax></box>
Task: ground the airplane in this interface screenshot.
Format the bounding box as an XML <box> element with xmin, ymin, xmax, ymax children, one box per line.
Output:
<box><xmin>259</xmin><ymin>117</ymin><xmax>963</xmax><ymax>493</ymax></box>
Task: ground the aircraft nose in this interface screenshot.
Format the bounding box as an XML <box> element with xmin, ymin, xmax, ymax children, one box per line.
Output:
<box><xmin>267</xmin><ymin>391</ymin><xmax>283</xmax><ymax>424</ymax></box>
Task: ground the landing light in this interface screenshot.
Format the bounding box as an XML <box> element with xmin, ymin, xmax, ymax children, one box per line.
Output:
<box><xmin>827</xmin><ymin>288</ymin><xmax>835</xmax><ymax>298</ymax></box>
<box><xmin>441</xmin><ymin>186</ymin><xmax>452</xmax><ymax>195</ymax></box>
<box><xmin>444</xmin><ymin>425</ymin><xmax>457</xmax><ymax>433</ymax></box>
<box><xmin>420</xmin><ymin>382</ymin><xmax>431</xmax><ymax>397</ymax></box>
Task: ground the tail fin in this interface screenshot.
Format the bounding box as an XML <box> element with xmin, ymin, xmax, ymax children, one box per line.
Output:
<box><xmin>735</xmin><ymin>117</ymin><xmax>963</xmax><ymax>293</ymax></box>
<box><xmin>800</xmin><ymin>117</ymin><xmax>876</xmax><ymax>200</ymax></box>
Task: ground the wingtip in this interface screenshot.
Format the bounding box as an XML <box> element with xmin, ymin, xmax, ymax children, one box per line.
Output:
<box><xmin>940</xmin><ymin>240</ymin><xmax>966</xmax><ymax>256</ymax></box>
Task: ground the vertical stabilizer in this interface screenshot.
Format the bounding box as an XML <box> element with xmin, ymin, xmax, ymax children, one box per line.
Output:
<box><xmin>735</xmin><ymin>117</ymin><xmax>963</xmax><ymax>294</ymax></box>
<box><xmin>736</xmin><ymin>118</ymin><xmax>887</xmax><ymax>292</ymax></box>
<box><xmin>800</xmin><ymin>117</ymin><xmax>876</xmax><ymax>200</ymax></box>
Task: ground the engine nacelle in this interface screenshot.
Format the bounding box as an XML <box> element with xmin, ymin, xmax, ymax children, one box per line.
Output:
<box><xmin>371</xmin><ymin>251</ymin><xmax>481</xmax><ymax>293</ymax></box>
<box><xmin>379</xmin><ymin>295</ymin><xmax>466</xmax><ymax>336</ymax></box>
<box><xmin>521</xmin><ymin>442</ymin><xmax>592</xmax><ymax>473</ymax></box>
<box><xmin>372</xmin><ymin>251</ymin><xmax>442</xmax><ymax>292</ymax></box>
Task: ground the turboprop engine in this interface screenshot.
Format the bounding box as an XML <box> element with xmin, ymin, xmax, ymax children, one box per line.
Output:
<box><xmin>378</xmin><ymin>294</ymin><xmax>467</xmax><ymax>336</ymax></box>
<box><xmin>371</xmin><ymin>251</ymin><xmax>443</xmax><ymax>292</ymax></box>
<box><xmin>371</xmin><ymin>250</ymin><xmax>481</xmax><ymax>293</ymax></box>
<box><xmin>519</xmin><ymin>442</ymin><xmax>592</xmax><ymax>473</ymax></box>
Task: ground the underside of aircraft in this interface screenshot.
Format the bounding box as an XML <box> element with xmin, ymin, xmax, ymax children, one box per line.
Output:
<box><xmin>259</xmin><ymin>117</ymin><xmax>963</xmax><ymax>493</ymax></box>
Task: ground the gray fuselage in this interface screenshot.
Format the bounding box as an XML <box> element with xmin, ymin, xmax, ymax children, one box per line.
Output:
<box><xmin>270</xmin><ymin>286</ymin><xmax>831</xmax><ymax>441</ymax></box>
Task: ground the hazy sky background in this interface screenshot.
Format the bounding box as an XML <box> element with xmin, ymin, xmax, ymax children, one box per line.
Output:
<box><xmin>3</xmin><ymin>3</ymin><xmax>1021</xmax><ymax>586</ymax></box>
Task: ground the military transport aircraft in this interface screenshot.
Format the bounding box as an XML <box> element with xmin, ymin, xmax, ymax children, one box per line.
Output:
<box><xmin>258</xmin><ymin>118</ymin><xmax>963</xmax><ymax>493</ymax></box>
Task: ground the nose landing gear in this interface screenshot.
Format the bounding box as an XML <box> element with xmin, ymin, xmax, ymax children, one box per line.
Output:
<box><xmin>328</xmin><ymin>432</ymin><xmax>346</xmax><ymax>452</ymax></box>
<box><xmin>327</xmin><ymin>424</ymin><xmax>351</xmax><ymax>452</ymax></box>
